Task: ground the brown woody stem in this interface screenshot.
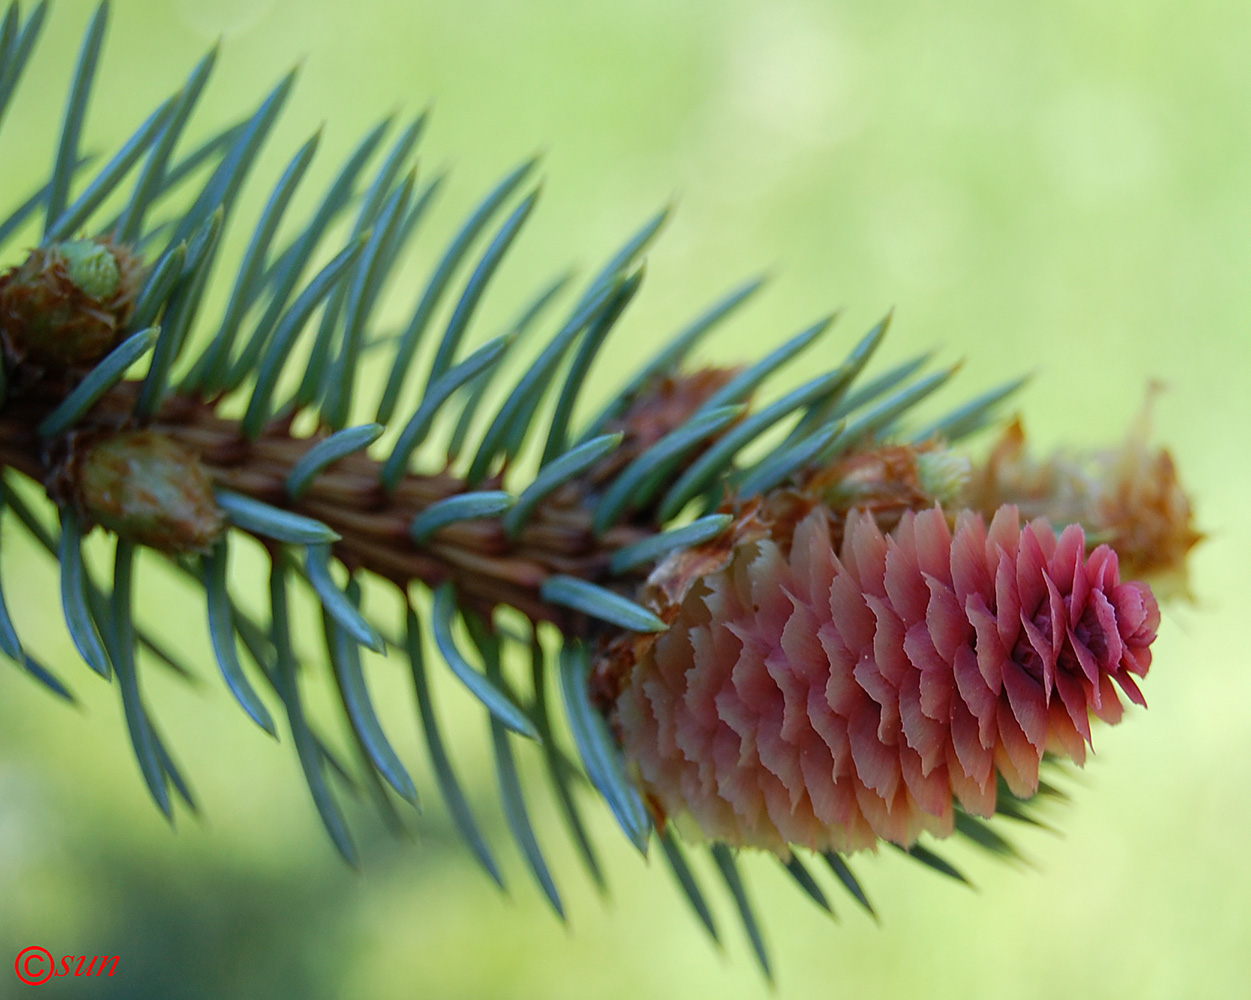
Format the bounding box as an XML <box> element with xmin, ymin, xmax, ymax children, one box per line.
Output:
<box><xmin>0</xmin><ymin>378</ymin><xmax>654</xmax><ymax>633</ymax></box>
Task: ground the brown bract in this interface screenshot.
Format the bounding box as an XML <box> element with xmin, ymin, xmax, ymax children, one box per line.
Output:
<box><xmin>585</xmin><ymin>368</ymin><xmax>742</xmax><ymax>517</ymax></box>
<box><xmin>963</xmin><ymin>393</ymin><xmax>1202</xmax><ymax>597</ymax></box>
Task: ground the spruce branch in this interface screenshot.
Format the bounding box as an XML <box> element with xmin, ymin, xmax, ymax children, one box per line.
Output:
<box><xmin>0</xmin><ymin>1</ymin><xmax>1201</xmax><ymax>975</ymax></box>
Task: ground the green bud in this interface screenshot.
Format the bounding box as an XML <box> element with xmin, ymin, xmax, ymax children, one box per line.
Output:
<box><xmin>58</xmin><ymin>238</ymin><xmax>122</xmax><ymax>300</ymax></box>
<box><xmin>917</xmin><ymin>448</ymin><xmax>972</xmax><ymax>506</ymax></box>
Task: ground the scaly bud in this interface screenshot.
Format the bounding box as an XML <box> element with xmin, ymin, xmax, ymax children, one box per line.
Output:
<box><xmin>0</xmin><ymin>237</ymin><xmax>144</xmax><ymax>370</ymax></box>
<box><xmin>810</xmin><ymin>441</ymin><xmax>963</xmax><ymax>533</ymax></box>
<box><xmin>77</xmin><ymin>430</ymin><xmax>225</xmax><ymax>554</ymax></box>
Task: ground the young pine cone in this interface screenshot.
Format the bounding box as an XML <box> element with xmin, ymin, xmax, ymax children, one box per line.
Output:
<box><xmin>612</xmin><ymin>503</ymin><xmax>1158</xmax><ymax>856</ymax></box>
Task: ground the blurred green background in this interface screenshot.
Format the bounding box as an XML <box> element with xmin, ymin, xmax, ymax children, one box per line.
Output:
<box><xmin>0</xmin><ymin>0</ymin><xmax>1247</xmax><ymax>997</ymax></box>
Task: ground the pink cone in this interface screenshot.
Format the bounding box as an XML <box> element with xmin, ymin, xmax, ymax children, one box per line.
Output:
<box><xmin>615</xmin><ymin>504</ymin><xmax>1159</xmax><ymax>854</ymax></box>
